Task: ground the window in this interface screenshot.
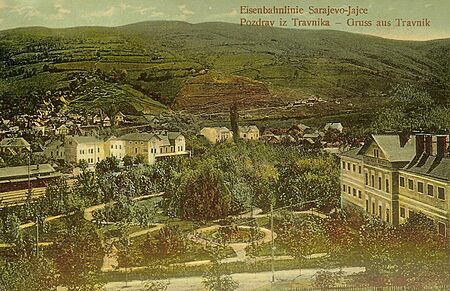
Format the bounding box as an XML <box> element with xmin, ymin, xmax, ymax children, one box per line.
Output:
<box><xmin>347</xmin><ymin>163</ymin><xmax>350</xmax><ymax>170</ymax></box>
<box><xmin>371</xmin><ymin>175</ymin><xmax>375</xmax><ymax>187</ymax></box>
<box><xmin>417</xmin><ymin>182</ymin><xmax>424</xmax><ymax>193</ymax></box>
<box><xmin>358</xmin><ymin>166</ymin><xmax>362</xmax><ymax>174</ymax></box>
<box><xmin>353</xmin><ymin>188</ymin><xmax>356</xmax><ymax>197</ymax></box>
<box><xmin>358</xmin><ymin>190</ymin><xmax>362</xmax><ymax>199</ymax></box>
<box><xmin>378</xmin><ymin>205</ymin><xmax>382</xmax><ymax>217</ymax></box>
<box><xmin>98</xmin><ymin>148</ymin><xmax>100</xmax><ymax>153</ymax></box>
<box><xmin>111</xmin><ymin>145</ymin><xmax>113</xmax><ymax>149</ymax></box>
<box><xmin>438</xmin><ymin>222</ymin><xmax>446</xmax><ymax>236</ymax></box>
<box><xmin>378</xmin><ymin>177</ymin><xmax>382</xmax><ymax>190</ymax></box>
<box><xmin>365</xmin><ymin>173</ymin><xmax>368</xmax><ymax>185</ymax></box>
<box><xmin>386</xmin><ymin>209</ymin><xmax>390</xmax><ymax>223</ymax></box>
<box><xmin>438</xmin><ymin>187</ymin><xmax>445</xmax><ymax>200</ymax></box>
<box><xmin>408</xmin><ymin>179</ymin><xmax>414</xmax><ymax>190</ymax></box>
<box><xmin>365</xmin><ymin>200</ymin><xmax>369</xmax><ymax>212</ymax></box>
<box><xmin>341</xmin><ymin>161</ymin><xmax>345</xmax><ymax>169</ymax></box>
<box><xmin>385</xmin><ymin>179</ymin><xmax>389</xmax><ymax>193</ymax></box>
<box><xmin>348</xmin><ymin>187</ymin><xmax>351</xmax><ymax>194</ymax></box>
<box><xmin>352</xmin><ymin>164</ymin><xmax>356</xmax><ymax>172</ymax></box>
<box><xmin>400</xmin><ymin>176</ymin><xmax>405</xmax><ymax>187</ymax></box>
<box><xmin>427</xmin><ymin>184</ymin><xmax>434</xmax><ymax>197</ymax></box>
<box><xmin>372</xmin><ymin>202</ymin><xmax>375</xmax><ymax>214</ymax></box>
<box><xmin>135</xmin><ymin>148</ymin><xmax>138</xmax><ymax>154</ymax></box>
<box><xmin>373</xmin><ymin>149</ymin><xmax>379</xmax><ymax>158</ymax></box>
<box><xmin>343</xmin><ymin>184</ymin><xmax>346</xmax><ymax>192</ymax></box>
<box><xmin>400</xmin><ymin>207</ymin><xmax>406</xmax><ymax>218</ymax></box>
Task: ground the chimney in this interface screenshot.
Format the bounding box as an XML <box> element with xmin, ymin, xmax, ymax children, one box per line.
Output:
<box><xmin>415</xmin><ymin>134</ymin><xmax>425</xmax><ymax>156</ymax></box>
<box><xmin>399</xmin><ymin>129</ymin><xmax>411</xmax><ymax>147</ymax></box>
<box><xmin>436</xmin><ymin>135</ymin><xmax>449</xmax><ymax>158</ymax></box>
<box><xmin>424</xmin><ymin>134</ymin><xmax>433</xmax><ymax>155</ymax></box>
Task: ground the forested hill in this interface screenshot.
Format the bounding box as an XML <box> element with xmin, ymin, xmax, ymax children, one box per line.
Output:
<box><xmin>0</xmin><ymin>21</ymin><xmax>448</xmax><ymax>120</ymax></box>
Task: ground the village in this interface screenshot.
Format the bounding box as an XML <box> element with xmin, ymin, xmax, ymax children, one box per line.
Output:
<box><xmin>1</xmin><ymin>97</ymin><xmax>449</xmax><ymax>290</ymax></box>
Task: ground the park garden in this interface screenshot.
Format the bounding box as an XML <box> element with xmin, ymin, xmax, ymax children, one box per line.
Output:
<box><xmin>0</xmin><ymin>141</ymin><xmax>449</xmax><ymax>290</ymax></box>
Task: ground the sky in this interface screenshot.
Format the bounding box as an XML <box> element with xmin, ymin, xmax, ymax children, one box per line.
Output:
<box><xmin>0</xmin><ymin>0</ymin><xmax>448</xmax><ymax>40</ymax></box>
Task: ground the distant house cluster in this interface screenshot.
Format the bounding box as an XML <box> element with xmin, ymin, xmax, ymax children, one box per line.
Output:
<box><xmin>199</xmin><ymin>125</ymin><xmax>260</xmax><ymax>143</ymax></box>
<box><xmin>198</xmin><ymin>122</ymin><xmax>347</xmax><ymax>151</ymax></box>
<box><xmin>340</xmin><ymin>133</ymin><xmax>450</xmax><ymax>237</ymax></box>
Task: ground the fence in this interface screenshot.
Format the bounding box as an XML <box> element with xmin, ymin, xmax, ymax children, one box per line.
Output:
<box><xmin>288</xmin><ymin>286</ymin><xmax>450</xmax><ymax>291</ymax></box>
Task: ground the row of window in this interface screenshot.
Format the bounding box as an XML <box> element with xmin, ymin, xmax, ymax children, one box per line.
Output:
<box><xmin>81</xmin><ymin>157</ymin><xmax>100</xmax><ymax>164</ymax></box>
<box><xmin>110</xmin><ymin>144</ymin><xmax>123</xmax><ymax>150</ymax></box>
<box><xmin>341</xmin><ymin>161</ymin><xmax>362</xmax><ymax>174</ymax></box>
<box><xmin>399</xmin><ymin>176</ymin><xmax>446</xmax><ymax>200</ymax></box>
<box><xmin>342</xmin><ymin>184</ymin><xmax>362</xmax><ymax>199</ymax></box>
<box><xmin>365</xmin><ymin>199</ymin><xmax>391</xmax><ymax>223</ymax></box>
<box><xmin>79</xmin><ymin>148</ymin><xmax>100</xmax><ymax>155</ymax></box>
<box><xmin>399</xmin><ymin>207</ymin><xmax>446</xmax><ymax>236</ymax></box>
<box><xmin>365</xmin><ymin>173</ymin><xmax>390</xmax><ymax>193</ymax></box>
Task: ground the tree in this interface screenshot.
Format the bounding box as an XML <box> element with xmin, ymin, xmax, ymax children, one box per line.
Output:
<box><xmin>95</xmin><ymin>156</ymin><xmax>120</xmax><ymax>175</ymax></box>
<box><xmin>53</xmin><ymin>213</ymin><xmax>104</xmax><ymax>290</ymax></box>
<box><xmin>373</xmin><ymin>84</ymin><xmax>450</xmax><ymax>132</ymax></box>
<box><xmin>180</xmin><ymin>163</ymin><xmax>233</xmax><ymax>221</ymax></box>
<box><xmin>276</xmin><ymin>156</ymin><xmax>339</xmax><ymax>211</ymax></box>
<box><xmin>357</xmin><ymin>218</ymin><xmax>396</xmax><ymax>287</ymax></box>
<box><xmin>279</xmin><ymin>214</ymin><xmax>330</xmax><ymax>261</ymax></box>
<box><xmin>391</xmin><ymin>213</ymin><xmax>450</xmax><ymax>287</ymax></box>
<box><xmin>229</xmin><ymin>102</ymin><xmax>240</xmax><ymax>143</ymax></box>
<box><xmin>43</xmin><ymin>176</ymin><xmax>82</xmax><ymax>214</ymax></box>
<box><xmin>0</xmin><ymin>255</ymin><xmax>58</xmax><ymax>291</ymax></box>
<box><xmin>202</xmin><ymin>246</ymin><xmax>239</xmax><ymax>291</ymax></box>
<box><xmin>2</xmin><ymin>213</ymin><xmax>22</xmax><ymax>245</ymax></box>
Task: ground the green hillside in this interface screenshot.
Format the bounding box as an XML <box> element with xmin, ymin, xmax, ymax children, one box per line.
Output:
<box><xmin>0</xmin><ymin>21</ymin><xmax>448</xmax><ymax>120</ymax></box>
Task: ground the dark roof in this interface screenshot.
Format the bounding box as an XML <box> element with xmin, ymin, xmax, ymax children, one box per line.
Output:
<box><xmin>403</xmin><ymin>153</ymin><xmax>450</xmax><ymax>182</ymax></box>
<box><xmin>0</xmin><ymin>138</ymin><xmax>30</xmax><ymax>148</ymax></box>
<box><xmin>340</xmin><ymin>147</ymin><xmax>363</xmax><ymax>160</ymax></box>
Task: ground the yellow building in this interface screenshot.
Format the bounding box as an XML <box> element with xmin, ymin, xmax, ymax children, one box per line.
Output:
<box><xmin>340</xmin><ymin>133</ymin><xmax>449</xmax><ymax>236</ymax></box>
<box><xmin>199</xmin><ymin>127</ymin><xmax>233</xmax><ymax>144</ymax></box>
<box><xmin>239</xmin><ymin>125</ymin><xmax>260</xmax><ymax>140</ymax></box>
<box><xmin>398</xmin><ymin>134</ymin><xmax>449</xmax><ymax>236</ymax></box>
<box><xmin>64</xmin><ymin>135</ymin><xmax>105</xmax><ymax>166</ymax></box>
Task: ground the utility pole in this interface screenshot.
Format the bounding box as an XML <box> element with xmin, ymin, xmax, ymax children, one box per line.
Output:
<box><xmin>35</xmin><ymin>216</ymin><xmax>39</xmax><ymax>255</ymax></box>
<box><xmin>270</xmin><ymin>202</ymin><xmax>275</xmax><ymax>283</ymax></box>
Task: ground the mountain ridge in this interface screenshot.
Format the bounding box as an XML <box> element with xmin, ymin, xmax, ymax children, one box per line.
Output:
<box><xmin>0</xmin><ymin>20</ymin><xmax>448</xmax><ymax>123</ymax></box>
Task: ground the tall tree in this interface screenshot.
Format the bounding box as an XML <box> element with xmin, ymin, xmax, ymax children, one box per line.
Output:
<box><xmin>230</xmin><ymin>102</ymin><xmax>240</xmax><ymax>143</ymax></box>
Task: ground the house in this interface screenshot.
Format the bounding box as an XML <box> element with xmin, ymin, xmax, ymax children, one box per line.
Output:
<box><xmin>56</xmin><ymin>124</ymin><xmax>70</xmax><ymax>136</ymax></box>
<box><xmin>114</xmin><ymin>112</ymin><xmax>127</xmax><ymax>125</ymax></box>
<box><xmin>340</xmin><ymin>133</ymin><xmax>449</xmax><ymax>236</ymax></box>
<box><xmin>44</xmin><ymin>140</ymin><xmax>65</xmax><ymax>161</ymax></box>
<box><xmin>0</xmin><ymin>138</ymin><xmax>31</xmax><ymax>154</ymax></box>
<box><xmin>32</xmin><ymin>122</ymin><xmax>46</xmax><ymax>136</ymax></box>
<box><xmin>119</xmin><ymin>131</ymin><xmax>188</xmax><ymax>164</ymax></box>
<box><xmin>105</xmin><ymin>137</ymin><xmax>126</xmax><ymax>160</ymax></box>
<box><xmin>289</xmin><ymin>123</ymin><xmax>313</xmax><ymax>136</ymax></box>
<box><xmin>199</xmin><ymin>127</ymin><xmax>233</xmax><ymax>144</ymax></box>
<box><xmin>0</xmin><ymin>164</ymin><xmax>62</xmax><ymax>207</ymax></box>
<box><xmin>324</xmin><ymin>122</ymin><xmax>344</xmax><ymax>133</ymax></box>
<box><xmin>238</xmin><ymin>125</ymin><xmax>260</xmax><ymax>140</ymax></box>
<box><xmin>64</xmin><ymin>135</ymin><xmax>106</xmax><ymax>166</ymax></box>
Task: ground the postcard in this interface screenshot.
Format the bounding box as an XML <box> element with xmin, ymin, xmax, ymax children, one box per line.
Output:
<box><xmin>0</xmin><ymin>0</ymin><xmax>449</xmax><ymax>290</ymax></box>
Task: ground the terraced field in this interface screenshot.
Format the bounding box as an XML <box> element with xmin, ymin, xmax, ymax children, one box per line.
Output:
<box><xmin>0</xmin><ymin>21</ymin><xmax>448</xmax><ymax>124</ymax></box>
